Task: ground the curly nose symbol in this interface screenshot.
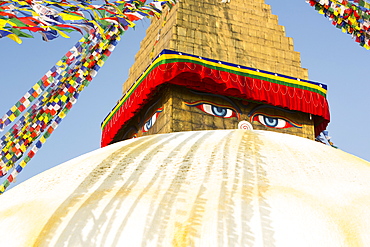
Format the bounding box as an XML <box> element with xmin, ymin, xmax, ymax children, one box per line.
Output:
<box><xmin>238</xmin><ymin>121</ymin><xmax>253</xmax><ymax>130</ymax></box>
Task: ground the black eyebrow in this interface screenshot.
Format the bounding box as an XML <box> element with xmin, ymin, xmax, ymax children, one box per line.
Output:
<box><xmin>189</xmin><ymin>90</ymin><xmax>242</xmax><ymax>113</ymax></box>
<box><xmin>248</xmin><ymin>104</ymin><xmax>296</xmax><ymax>117</ymax></box>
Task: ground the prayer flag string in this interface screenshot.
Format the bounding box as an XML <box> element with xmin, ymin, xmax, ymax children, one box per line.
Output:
<box><xmin>307</xmin><ymin>0</ymin><xmax>370</xmax><ymax>49</ymax></box>
<box><xmin>0</xmin><ymin>0</ymin><xmax>177</xmax><ymax>43</ymax></box>
<box><xmin>0</xmin><ymin>0</ymin><xmax>177</xmax><ymax>194</ymax></box>
<box><xmin>0</xmin><ymin>24</ymin><xmax>121</xmax><ymax>193</ymax></box>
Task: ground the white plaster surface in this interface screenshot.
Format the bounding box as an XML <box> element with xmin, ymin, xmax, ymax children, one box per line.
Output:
<box><xmin>0</xmin><ymin>130</ymin><xmax>369</xmax><ymax>247</ymax></box>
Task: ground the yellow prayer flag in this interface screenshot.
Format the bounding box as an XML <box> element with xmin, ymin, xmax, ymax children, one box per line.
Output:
<box><xmin>39</xmin><ymin>136</ymin><xmax>46</xmax><ymax>144</ymax></box>
<box><xmin>5</xmin><ymin>153</ymin><xmax>12</xmax><ymax>160</ymax></box>
<box><xmin>33</xmin><ymin>83</ymin><xmax>40</xmax><ymax>91</ymax></box>
<box><xmin>97</xmin><ymin>60</ymin><xmax>105</xmax><ymax>67</ymax></box>
<box><xmin>59</xmin><ymin>111</ymin><xmax>66</xmax><ymax>119</ymax></box>
<box><xmin>10</xmin><ymin>106</ymin><xmax>18</xmax><ymax>112</ymax></box>
<box><xmin>60</xmin><ymin>95</ymin><xmax>68</xmax><ymax>102</ymax></box>
<box><xmin>99</xmin><ymin>41</ymin><xmax>106</xmax><ymax>48</ymax></box>
<box><xmin>59</xmin><ymin>12</ymin><xmax>85</xmax><ymax>21</ymax></box>
<box><xmin>8</xmin><ymin>114</ymin><xmax>16</xmax><ymax>122</ymax></box>
<box><xmin>7</xmin><ymin>33</ymin><xmax>22</xmax><ymax>44</ymax></box>
<box><xmin>19</xmin><ymin>160</ymin><xmax>27</xmax><ymax>168</ymax></box>
<box><xmin>0</xmin><ymin>20</ymin><xmax>7</xmax><ymax>28</ymax></box>
<box><xmin>348</xmin><ymin>16</ymin><xmax>356</xmax><ymax>24</ymax></box>
<box><xmin>56</xmin><ymin>60</ymin><xmax>64</xmax><ymax>66</ymax></box>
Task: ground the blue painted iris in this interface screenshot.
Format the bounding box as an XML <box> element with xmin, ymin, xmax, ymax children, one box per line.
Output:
<box><xmin>211</xmin><ymin>105</ymin><xmax>228</xmax><ymax>117</ymax></box>
<box><xmin>144</xmin><ymin>118</ymin><xmax>153</xmax><ymax>131</ymax></box>
<box><xmin>263</xmin><ymin>116</ymin><xmax>278</xmax><ymax>127</ymax></box>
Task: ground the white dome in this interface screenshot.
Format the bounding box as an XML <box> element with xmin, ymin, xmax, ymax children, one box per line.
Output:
<box><xmin>0</xmin><ymin>130</ymin><xmax>369</xmax><ymax>246</ymax></box>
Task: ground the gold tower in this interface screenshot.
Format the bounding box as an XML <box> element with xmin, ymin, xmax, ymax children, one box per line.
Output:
<box><xmin>101</xmin><ymin>0</ymin><xmax>329</xmax><ymax>147</ymax></box>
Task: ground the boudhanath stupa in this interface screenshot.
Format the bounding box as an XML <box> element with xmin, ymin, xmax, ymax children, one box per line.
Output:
<box><xmin>1</xmin><ymin>0</ymin><xmax>370</xmax><ymax>246</ymax></box>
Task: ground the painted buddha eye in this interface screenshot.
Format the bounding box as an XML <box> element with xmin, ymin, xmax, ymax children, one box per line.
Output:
<box><xmin>185</xmin><ymin>101</ymin><xmax>239</xmax><ymax>119</ymax></box>
<box><xmin>142</xmin><ymin>108</ymin><xmax>163</xmax><ymax>132</ymax></box>
<box><xmin>251</xmin><ymin>114</ymin><xmax>302</xmax><ymax>129</ymax></box>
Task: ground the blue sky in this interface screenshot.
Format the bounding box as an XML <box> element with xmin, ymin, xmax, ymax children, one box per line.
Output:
<box><xmin>0</xmin><ymin>0</ymin><xmax>369</xmax><ymax>189</ymax></box>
